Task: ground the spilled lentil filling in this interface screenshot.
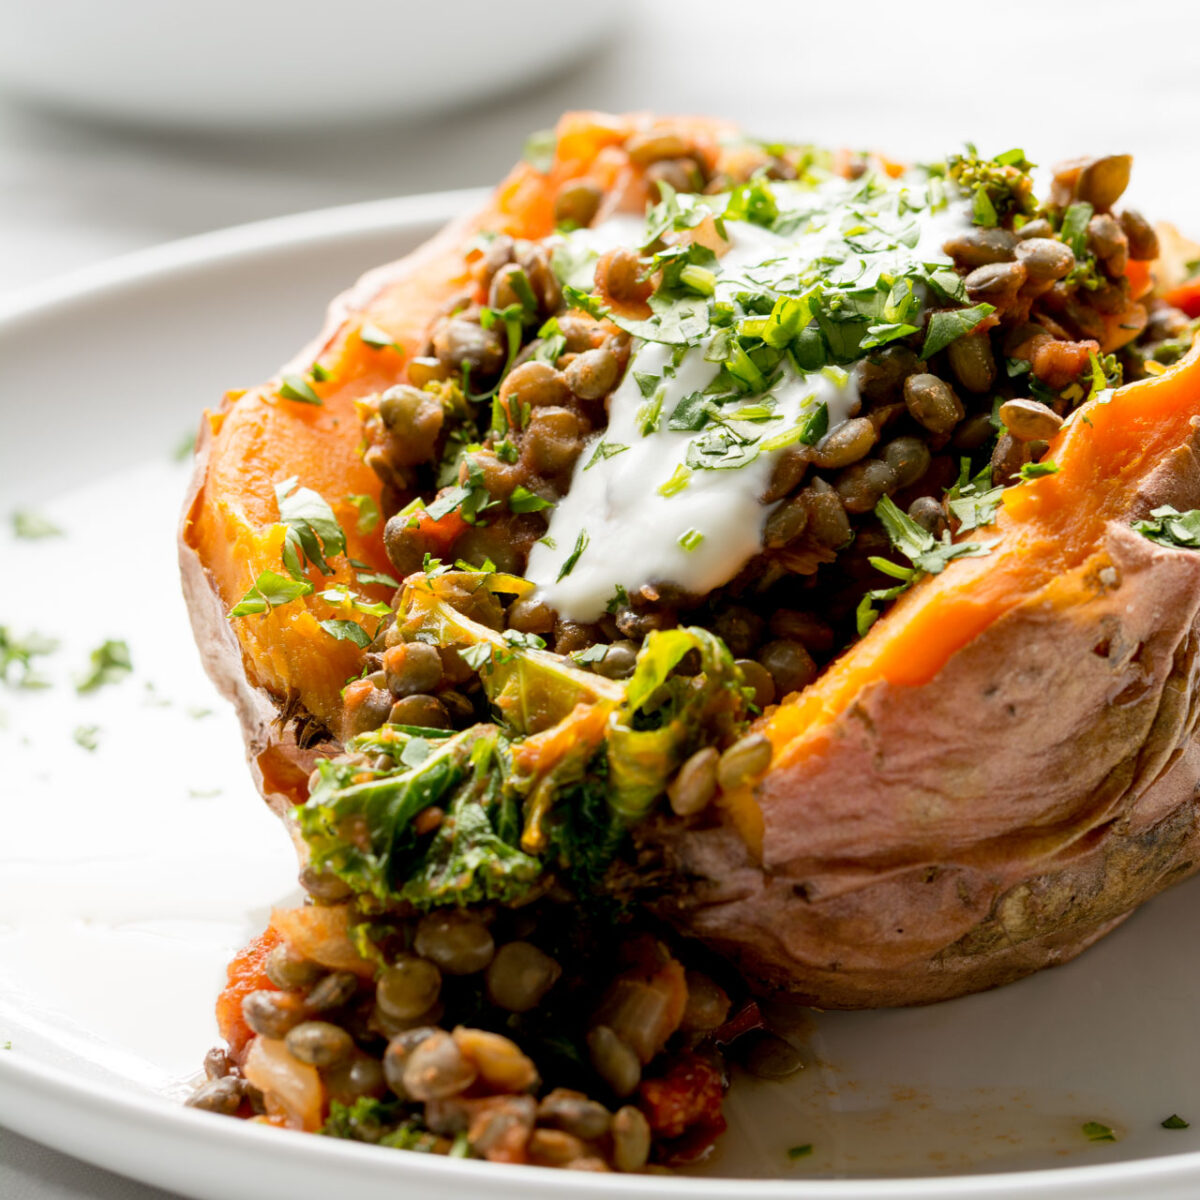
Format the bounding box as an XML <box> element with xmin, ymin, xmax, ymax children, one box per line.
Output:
<box><xmin>191</xmin><ymin>132</ymin><xmax>1196</xmax><ymax>1170</ymax></box>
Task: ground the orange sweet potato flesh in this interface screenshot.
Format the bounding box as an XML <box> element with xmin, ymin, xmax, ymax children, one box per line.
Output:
<box><xmin>183</xmin><ymin>112</ymin><xmax>1200</xmax><ymax>1009</ymax></box>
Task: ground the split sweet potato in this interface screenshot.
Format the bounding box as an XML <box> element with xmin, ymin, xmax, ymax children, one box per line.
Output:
<box><xmin>181</xmin><ymin>111</ymin><xmax>1200</xmax><ymax>1008</ymax></box>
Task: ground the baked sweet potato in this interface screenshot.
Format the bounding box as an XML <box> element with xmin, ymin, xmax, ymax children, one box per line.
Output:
<box><xmin>181</xmin><ymin>110</ymin><xmax>1200</xmax><ymax>1009</ymax></box>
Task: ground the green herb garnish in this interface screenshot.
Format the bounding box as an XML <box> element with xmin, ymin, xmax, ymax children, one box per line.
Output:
<box><xmin>1162</xmin><ymin>1115</ymin><xmax>1190</xmax><ymax>1130</ymax></box>
<box><xmin>557</xmin><ymin>529</ymin><xmax>590</xmax><ymax>581</ymax></box>
<box><xmin>1132</xmin><ymin>505</ymin><xmax>1200</xmax><ymax>549</ymax></box>
<box><xmin>279</xmin><ymin>374</ymin><xmax>323</xmax><ymax>406</ymax></box>
<box><xmin>1082</xmin><ymin>1121</ymin><xmax>1117</xmax><ymax>1143</ymax></box>
<box><xmin>584</xmin><ymin>440</ymin><xmax>629</xmax><ymax>470</ymax></box>
<box><xmin>787</xmin><ymin>1144</ymin><xmax>814</xmax><ymax>1160</ymax></box>
<box><xmin>508</xmin><ymin>486</ymin><xmax>554</xmax><ymax>514</ymax></box>
<box><xmin>73</xmin><ymin>725</ymin><xmax>100</xmax><ymax>751</ymax></box>
<box><xmin>921</xmin><ymin>303</ymin><xmax>995</xmax><ymax>358</ymax></box>
<box><xmin>75</xmin><ymin>639</ymin><xmax>132</xmax><ymax>694</ymax></box>
<box><xmin>11</xmin><ymin>509</ymin><xmax>63</xmax><ymax>539</ymax></box>
<box><xmin>230</xmin><ymin>570</ymin><xmax>314</xmax><ymax>616</ymax></box>
<box><xmin>345</xmin><ymin>494</ymin><xmax>381</xmax><ymax>535</ymax></box>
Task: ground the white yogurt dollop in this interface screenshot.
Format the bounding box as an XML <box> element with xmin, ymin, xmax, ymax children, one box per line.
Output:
<box><xmin>524</xmin><ymin>172</ymin><xmax>974</xmax><ymax>623</ymax></box>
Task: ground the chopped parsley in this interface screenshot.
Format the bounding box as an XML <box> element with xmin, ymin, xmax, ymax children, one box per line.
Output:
<box><xmin>508</xmin><ymin>485</ymin><xmax>554</xmax><ymax>514</ymax></box>
<box><xmin>1082</xmin><ymin>1121</ymin><xmax>1117</xmax><ymax>1143</ymax></box>
<box><xmin>10</xmin><ymin>509</ymin><xmax>63</xmax><ymax>539</ymax></box>
<box><xmin>0</xmin><ymin>625</ymin><xmax>57</xmax><ymax>689</ymax></box>
<box><xmin>359</xmin><ymin>321</ymin><xmax>401</xmax><ymax>352</ymax></box>
<box><xmin>584</xmin><ymin>440</ymin><xmax>629</xmax><ymax>470</ymax></box>
<box><xmin>658</xmin><ymin>465</ymin><xmax>691</xmax><ymax>497</ymax></box>
<box><xmin>921</xmin><ymin>303</ymin><xmax>995</xmax><ymax>358</ymax></box>
<box><xmin>345</xmin><ymin>494</ymin><xmax>381</xmax><ymax>535</ymax></box>
<box><xmin>787</xmin><ymin>1144</ymin><xmax>814</xmax><ymax>1160</ymax></box>
<box><xmin>1162</xmin><ymin>1115</ymin><xmax>1190</xmax><ymax>1130</ymax></box>
<box><xmin>1132</xmin><ymin>506</ymin><xmax>1200</xmax><ymax>550</ymax></box>
<box><xmin>945</xmin><ymin>461</ymin><xmax>1004</xmax><ymax>532</ymax></box>
<box><xmin>858</xmin><ymin>497</ymin><xmax>994</xmax><ymax>635</ymax></box>
<box><xmin>75</xmin><ymin>639</ymin><xmax>132</xmax><ymax>694</ymax></box>
<box><xmin>1018</xmin><ymin>461</ymin><xmax>1059</xmax><ymax>481</ymax></box>
<box><xmin>73</xmin><ymin>725</ymin><xmax>100</xmax><ymax>751</ymax></box>
<box><xmin>319</xmin><ymin>619</ymin><xmax>372</xmax><ymax>647</ymax></box>
<box><xmin>277</xmin><ymin>477</ymin><xmax>347</xmax><ymax>577</ymax></box>
<box><xmin>557</xmin><ymin>529</ymin><xmax>589</xmax><ymax>581</ymax></box>
<box><xmin>279</xmin><ymin>374</ymin><xmax>323</xmax><ymax>406</ymax></box>
<box><xmin>230</xmin><ymin>570</ymin><xmax>313</xmax><ymax>616</ymax></box>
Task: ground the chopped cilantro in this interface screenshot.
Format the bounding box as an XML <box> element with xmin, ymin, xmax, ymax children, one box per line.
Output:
<box><xmin>508</xmin><ymin>486</ymin><xmax>554</xmax><ymax>514</ymax></box>
<box><xmin>310</xmin><ymin>362</ymin><xmax>331</xmax><ymax>382</ymax></box>
<box><xmin>1162</xmin><ymin>1115</ymin><xmax>1190</xmax><ymax>1130</ymax></box>
<box><xmin>921</xmin><ymin>303</ymin><xmax>995</xmax><ymax>358</ymax></box>
<box><xmin>1082</xmin><ymin>1121</ymin><xmax>1117</xmax><ymax>1143</ymax></box>
<box><xmin>1018</xmin><ymin>461</ymin><xmax>1059</xmax><ymax>481</ymax></box>
<box><xmin>557</xmin><ymin>529</ymin><xmax>589</xmax><ymax>581</ymax></box>
<box><xmin>230</xmin><ymin>569</ymin><xmax>314</xmax><ymax>616</ymax></box>
<box><xmin>345</xmin><ymin>493</ymin><xmax>380</xmax><ymax>535</ymax></box>
<box><xmin>1132</xmin><ymin>506</ymin><xmax>1200</xmax><ymax>549</ymax></box>
<box><xmin>11</xmin><ymin>509</ymin><xmax>63</xmax><ymax>539</ymax></box>
<box><xmin>319</xmin><ymin>619</ymin><xmax>372</xmax><ymax>647</ymax></box>
<box><xmin>1061</xmin><ymin>202</ymin><xmax>1094</xmax><ymax>257</ymax></box>
<box><xmin>584</xmin><ymin>439</ymin><xmax>629</xmax><ymax>470</ymax></box>
<box><xmin>73</xmin><ymin>725</ymin><xmax>100</xmax><ymax>752</ymax></box>
<box><xmin>75</xmin><ymin>639</ymin><xmax>132</xmax><ymax>694</ymax></box>
<box><xmin>276</xmin><ymin>478</ymin><xmax>347</xmax><ymax>578</ymax></box>
<box><xmin>945</xmin><ymin>461</ymin><xmax>1004</xmax><ymax>531</ymax></box>
<box><xmin>279</xmin><ymin>374</ymin><xmax>323</xmax><ymax>406</ymax></box>
<box><xmin>359</xmin><ymin>322</ymin><xmax>401</xmax><ymax>351</ymax></box>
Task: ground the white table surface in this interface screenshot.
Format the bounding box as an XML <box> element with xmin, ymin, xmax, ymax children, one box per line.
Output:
<box><xmin>3</xmin><ymin>0</ymin><xmax>1200</xmax><ymax>1193</ymax></box>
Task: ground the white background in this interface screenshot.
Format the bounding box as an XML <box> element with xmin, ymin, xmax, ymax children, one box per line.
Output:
<box><xmin>2</xmin><ymin>0</ymin><xmax>1199</xmax><ymax>1194</ymax></box>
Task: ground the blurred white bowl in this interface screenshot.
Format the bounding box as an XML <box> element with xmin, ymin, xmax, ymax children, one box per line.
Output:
<box><xmin>0</xmin><ymin>0</ymin><xmax>619</xmax><ymax>130</ymax></box>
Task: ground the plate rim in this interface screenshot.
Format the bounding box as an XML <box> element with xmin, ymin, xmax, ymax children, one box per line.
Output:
<box><xmin>3</xmin><ymin>190</ymin><xmax>1200</xmax><ymax>1199</ymax></box>
<box><xmin>6</xmin><ymin>1050</ymin><xmax>1200</xmax><ymax>1200</ymax></box>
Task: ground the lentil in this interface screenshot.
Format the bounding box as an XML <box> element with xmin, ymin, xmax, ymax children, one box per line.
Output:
<box><xmin>305</xmin><ymin>971</ymin><xmax>360</xmax><ymax>1013</ymax></box>
<box><xmin>414</xmin><ymin>911</ymin><xmax>495</xmax><ymax>975</ymax></box>
<box><xmin>903</xmin><ymin>373</ymin><xmax>964</xmax><ymax>434</ymax></box>
<box><xmin>999</xmin><ymin>398</ymin><xmax>1063</xmax><ymax>442</ymax></box>
<box><xmin>586</xmin><ymin>1025</ymin><xmax>641</xmax><ymax>1097</ymax></box>
<box><xmin>241</xmin><ymin>990</ymin><xmax>308</xmax><ymax>1039</ymax></box>
<box><xmin>716</xmin><ymin>732</ymin><xmax>773</xmax><ymax>791</ymax></box>
<box><xmin>486</xmin><ymin>942</ymin><xmax>562</xmax><ymax>1012</ymax></box>
<box><xmin>402</xmin><ymin>1030</ymin><xmax>477</xmax><ymax>1100</ymax></box>
<box><xmin>611</xmin><ymin>1105</ymin><xmax>652</xmax><ymax>1172</ymax></box>
<box><xmin>186</xmin><ymin>1076</ymin><xmax>244</xmax><ymax>1115</ymax></box>
<box><xmin>758</xmin><ymin>639</ymin><xmax>817</xmax><ymax>697</ymax></box>
<box><xmin>285</xmin><ymin>1021</ymin><xmax>355</xmax><ymax>1068</ymax></box>
<box><xmin>667</xmin><ymin>746</ymin><xmax>720</xmax><ymax>816</ymax></box>
<box><xmin>377</xmin><ymin>956</ymin><xmax>443</xmax><ymax>1021</ymax></box>
<box><xmin>537</xmin><ymin>1089</ymin><xmax>612</xmax><ymax>1140</ymax></box>
<box><xmin>555</xmin><ymin>180</ymin><xmax>603</xmax><ymax>228</ymax></box>
<box><xmin>565</xmin><ymin>346</ymin><xmax>620</xmax><ymax>400</ymax></box>
<box><xmin>908</xmin><ymin>495</ymin><xmax>948</xmax><ymax>537</ymax></box>
<box><xmin>500</xmin><ymin>360</ymin><xmax>571</xmax><ymax>410</ymax></box>
<box><xmin>811</xmin><ymin>416</ymin><xmax>877</xmax><ymax>470</ymax></box>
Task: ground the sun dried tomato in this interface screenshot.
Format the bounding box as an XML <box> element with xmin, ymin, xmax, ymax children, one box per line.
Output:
<box><xmin>215</xmin><ymin>926</ymin><xmax>281</xmax><ymax>1063</ymax></box>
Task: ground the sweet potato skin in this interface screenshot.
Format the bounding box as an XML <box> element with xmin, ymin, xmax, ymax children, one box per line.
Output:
<box><xmin>643</xmin><ymin>437</ymin><xmax>1200</xmax><ymax>1006</ymax></box>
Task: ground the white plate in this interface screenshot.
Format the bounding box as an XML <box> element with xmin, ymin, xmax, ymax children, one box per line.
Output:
<box><xmin>4</xmin><ymin>192</ymin><xmax>1200</xmax><ymax>1200</ymax></box>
